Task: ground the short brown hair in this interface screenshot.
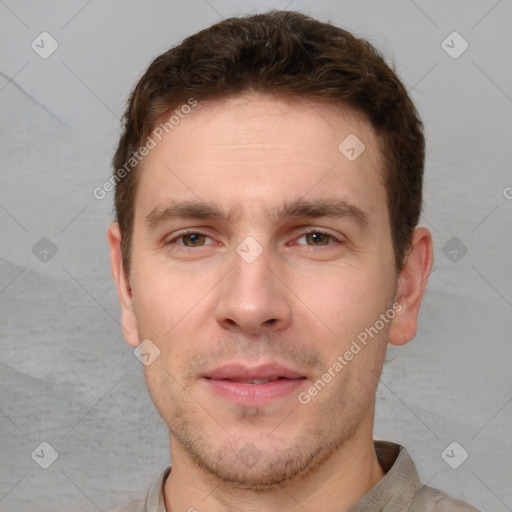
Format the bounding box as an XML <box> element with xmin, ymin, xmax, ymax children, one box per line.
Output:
<box><xmin>112</xmin><ymin>10</ymin><xmax>424</xmax><ymax>274</ymax></box>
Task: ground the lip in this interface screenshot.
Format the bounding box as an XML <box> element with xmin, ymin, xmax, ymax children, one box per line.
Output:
<box><xmin>202</xmin><ymin>362</ymin><xmax>305</xmax><ymax>381</ymax></box>
<box><xmin>200</xmin><ymin>362</ymin><xmax>308</xmax><ymax>406</ymax></box>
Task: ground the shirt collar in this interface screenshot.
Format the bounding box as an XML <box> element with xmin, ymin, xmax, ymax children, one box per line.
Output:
<box><xmin>147</xmin><ymin>441</ymin><xmax>420</xmax><ymax>512</ymax></box>
<box><xmin>144</xmin><ymin>465</ymin><xmax>170</xmax><ymax>512</ymax></box>
<box><xmin>348</xmin><ymin>441</ymin><xmax>424</xmax><ymax>512</ymax></box>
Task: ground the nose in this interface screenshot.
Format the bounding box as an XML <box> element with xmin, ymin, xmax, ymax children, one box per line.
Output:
<box><xmin>214</xmin><ymin>244</ymin><xmax>292</xmax><ymax>336</ymax></box>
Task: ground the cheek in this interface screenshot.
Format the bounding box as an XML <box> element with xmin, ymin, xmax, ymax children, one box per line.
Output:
<box><xmin>293</xmin><ymin>266</ymin><xmax>391</xmax><ymax>347</ymax></box>
<box><xmin>130</xmin><ymin>279</ymin><xmax>167</xmax><ymax>339</ymax></box>
<box><xmin>130</xmin><ymin>263</ymin><xmax>203</xmax><ymax>337</ymax></box>
<box><xmin>130</xmin><ymin>264</ymin><xmax>215</xmax><ymax>382</ymax></box>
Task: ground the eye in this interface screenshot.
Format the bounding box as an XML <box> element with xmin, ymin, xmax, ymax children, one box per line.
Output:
<box><xmin>295</xmin><ymin>229</ymin><xmax>341</xmax><ymax>247</ymax></box>
<box><xmin>164</xmin><ymin>228</ymin><xmax>343</xmax><ymax>250</ymax></box>
<box><xmin>165</xmin><ymin>230</ymin><xmax>213</xmax><ymax>247</ymax></box>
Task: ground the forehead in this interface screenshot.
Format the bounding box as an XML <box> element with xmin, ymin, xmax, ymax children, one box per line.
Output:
<box><xmin>134</xmin><ymin>92</ymin><xmax>387</xmax><ymax>228</ymax></box>
<box><xmin>154</xmin><ymin>93</ymin><xmax>381</xmax><ymax>163</ymax></box>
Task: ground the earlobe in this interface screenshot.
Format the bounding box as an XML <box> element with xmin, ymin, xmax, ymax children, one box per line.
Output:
<box><xmin>388</xmin><ymin>227</ymin><xmax>434</xmax><ymax>347</ymax></box>
<box><xmin>106</xmin><ymin>222</ymin><xmax>140</xmax><ymax>348</ymax></box>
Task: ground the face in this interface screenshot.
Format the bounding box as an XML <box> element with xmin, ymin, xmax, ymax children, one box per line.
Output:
<box><xmin>109</xmin><ymin>93</ymin><xmax>419</xmax><ymax>489</ymax></box>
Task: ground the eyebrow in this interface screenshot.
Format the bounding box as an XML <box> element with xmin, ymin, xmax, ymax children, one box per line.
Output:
<box><xmin>144</xmin><ymin>198</ymin><xmax>369</xmax><ymax>231</ymax></box>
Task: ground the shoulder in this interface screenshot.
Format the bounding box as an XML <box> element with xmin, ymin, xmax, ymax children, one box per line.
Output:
<box><xmin>412</xmin><ymin>484</ymin><xmax>482</xmax><ymax>512</ymax></box>
<box><xmin>108</xmin><ymin>495</ymin><xmax>146</xmax><ymax>512</ymax></box>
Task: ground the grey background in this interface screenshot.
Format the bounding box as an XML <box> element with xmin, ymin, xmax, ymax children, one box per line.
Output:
<box><xmin>1</xmin><ymin>0</ymin><xmax>511</xmax><ymax>510</ymax></box>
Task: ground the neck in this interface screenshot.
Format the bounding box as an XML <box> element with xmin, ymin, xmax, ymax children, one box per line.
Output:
<box><xmin>164</xmin><ymin>415</ymin><xmax>384</xmax><ymax>512</ymax></box>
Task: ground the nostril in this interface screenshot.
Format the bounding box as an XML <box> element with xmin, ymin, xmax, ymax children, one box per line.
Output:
<box><xmin>265</xmin><ymin>318</ymin><xmax>277</xmax><ymax>325</ymax></box>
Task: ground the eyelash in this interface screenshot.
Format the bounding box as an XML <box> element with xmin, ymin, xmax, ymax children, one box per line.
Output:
<box><xmin>165</xmin><ymin>228</ymin><xmax>343</xmax><ymax>249</ymax></box>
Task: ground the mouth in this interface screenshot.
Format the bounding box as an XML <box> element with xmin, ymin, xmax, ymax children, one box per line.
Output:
<box><xmin>215</xmin><ymin>377</ymin><xmax>298</xmax><ymax>385</ymax></box>
<box><xmin>200</xmin><ymin>363</ymin><xmax>308</xmax><ymax>405</ymax></box>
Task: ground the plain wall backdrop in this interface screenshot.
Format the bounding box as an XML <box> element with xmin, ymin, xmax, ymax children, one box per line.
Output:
<box><xmin>1</xmin><ymin>1</ymin><xmax>511</xmax><ymax>511</ymax></box>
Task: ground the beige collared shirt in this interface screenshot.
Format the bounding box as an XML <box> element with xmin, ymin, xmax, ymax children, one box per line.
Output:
<box><xmin>110</xmin><ymin>441</ymin><xmax>480</xmax><ymax>512</ymax></box>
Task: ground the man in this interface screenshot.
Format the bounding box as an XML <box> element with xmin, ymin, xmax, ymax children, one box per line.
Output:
<box><xmin>107</xmin><ymin>10</ymin><xmax>480</xmax><ymax>512</ymax></box>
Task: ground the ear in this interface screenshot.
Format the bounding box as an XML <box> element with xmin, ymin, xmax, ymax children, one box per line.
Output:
<box><xmin>388</xmin><ymin>227</ymin><xmax>434</xmax><ymax>346</ymax></box>
<box><xmin>106</xmin><ymin>222</ymin><xmax>140</xmax><ymax>348</ymax></box>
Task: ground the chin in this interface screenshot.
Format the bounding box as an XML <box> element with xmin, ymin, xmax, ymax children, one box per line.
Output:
<box><xmin>172</xmin><ymin>423</ymin><xmax>349</xmax><ymax>491</ymax></box>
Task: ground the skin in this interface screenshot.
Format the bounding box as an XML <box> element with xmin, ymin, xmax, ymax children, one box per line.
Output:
<box><xmin>107</xmin><ymin>92</ymin><xmax>433</xmax><ymax>512</ymax></box>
